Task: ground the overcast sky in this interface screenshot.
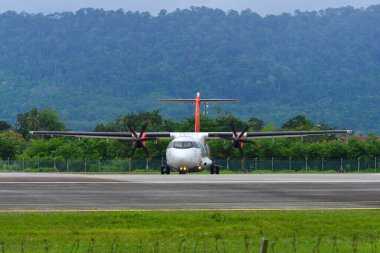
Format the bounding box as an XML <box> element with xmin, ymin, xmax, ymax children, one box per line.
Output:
<box><xmin>1</xmin><ymin>0</ymin><xmax>380</xmax><ymax>16</ymax></box>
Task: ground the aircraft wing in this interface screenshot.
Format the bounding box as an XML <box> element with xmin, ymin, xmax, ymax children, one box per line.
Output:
<box><xmin>31</xmin><ymin>129</ymin><xmax>352</xmax><ymax>140</ymax></box>
<box><xmin>207</xmin><ymin>129</ymin><xmax>352</xmax><ymax>139</ymax></box>
<box><xmin>30</xmin><ymin>131</ymin><xmax>172</xmax><ymax>140</ymax></box>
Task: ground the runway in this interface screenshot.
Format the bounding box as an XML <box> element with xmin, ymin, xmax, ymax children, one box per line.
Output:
<box><xmin>1</xmin><ymin>173</ymin><xmax>380</xmax><ymax>211</ymax></box>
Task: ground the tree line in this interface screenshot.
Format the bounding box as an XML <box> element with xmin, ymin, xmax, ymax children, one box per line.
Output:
<box><xmin>0</xmin><ymin>108</ymin><xmax>379</xmax><ymax>160</ymax></box>
<box><xmin>0</xmin><ymin>6</ymin><xmax>379</xmax><ymax>132</ymax></box>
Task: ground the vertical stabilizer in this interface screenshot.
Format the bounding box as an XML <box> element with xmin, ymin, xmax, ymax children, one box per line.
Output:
<box><xmin>158</xmin><ymin>93</ymin><xmax>239</xmax><ymax>132</ymax></box>
<box><xmin>194</xmin><ymin>92</ymin><xmax>201</xmax><ymax>132</ymax></box>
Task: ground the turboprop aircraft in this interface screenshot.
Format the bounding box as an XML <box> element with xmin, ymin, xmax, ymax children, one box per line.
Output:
<box><xmin>31</xmin><ymin>92</ymin><xmax>352</xmax><ymax>174</ymax></box>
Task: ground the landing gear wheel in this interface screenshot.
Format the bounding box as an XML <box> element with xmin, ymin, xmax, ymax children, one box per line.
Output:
<box><xmin>215</xmin><ymin>166</ymin><xmax>220</xmax><ymax>174</ymax></box>
<box><xmin>210</xmin><ymin>166</ymin><xmax>215</xmax><ymax>174</ymax></box>
<box><xmin>161</xmin><ymin>166</ymin><xmax>170</xmax><ymax>175</ymax></box>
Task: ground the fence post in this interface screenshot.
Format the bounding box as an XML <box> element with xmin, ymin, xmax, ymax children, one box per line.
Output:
<box><xmin>339</xmin><ymin>158</ymin><xmax>345</xmax><ymax>173</ymax></box>
<box><xmin>272</xmin><ymin>157</ymin><xmax>274</xmax><ymax>172</ymax></box>
<box><xmin>358</xmin><ymin>157</ymin><xmax>360</xmax><ymax>172</ymax></box>
<box><xmin>255</xmin><ymin>157</ymin><xmax>258</xmax><ymax>171</ymax></box>
<box><xmin>7</xmin><ymin>157</ymin><xmax>10</xmax><ymax>171</ymax></box>
<box><xmin>22</xmin><ymin>158</ymin><xmax>25</xmax><ymax>171</ymax></box>
<box><xmin>289</xmin><ymin>157</ymin><xmax>292</xmax><ymax>171</ymax></box>
<box><xmin>146</xmin><ymin>159</ymin><xmax>149</xmax><ymax>172</ymax></box>
<box><xmin>84</xmin><ymin>157</ymin><xmax>87</xmax><ymax>173</ymax></box>
<box><xmin>54</xmin><ymin>158</ymin><xmax>56</xmax><ymax>170</ymax></box>
<box><xmin>306</xmin><ymin>157</ymin><xmax>308</xmax><ymax>172</ymax></box>
<box><xmin>227</xmin><ymin>157</ymin><xmax>229</xmax><ymax>171</ymax></box>
<box><xmin>322</xmin><ymin>158</ymin><xmax>324</xmax><ymax>172</ymax></box>
<box><xmin>375</xmin><ymin>157</ymin><xmax>377</xmax><ymax>173</ymax></box>
<box><xmin>129</xmin><ymin>159</ymin><xmax>131</xmax><ymax>173</ymax></box>
<box><xmin>37</xmin><ymin>157</ymin><xmax>40</xmax><ymax>171</ymax></box>
<box><xmin>260</xmin><ymin>239</ymin><xmax>269</xmax><ymax>253</ymax></box>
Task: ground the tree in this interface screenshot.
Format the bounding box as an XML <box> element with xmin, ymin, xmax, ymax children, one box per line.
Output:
<box><xmin>15</xmin><ymin>112</ymin><xmax>30</xmax><ymax>139</ymax></box>
<box><xmin>216</xmin><ymin>114</ymin><xmax>247</xmax><ymax>132</ymax></box>
<box><xmin>38</xmin><ymin>109</ymin><xmax>65</xmax><ymax>131</ymax></box>
<box><xmin>0</xmin><ymin>138</ymin><xmax>16</xmax><ymax>159</ymax></box>
<box><xmin>0</xmin><ymin>130</ymin><xmax>24</xmax><ymax>159</ymax></box>
<box><xmin>248</xmin><ymin>117</ymin><xmax>264</xmax><ymax>131</ymax></box>
<box><xmin>0</xmin><ymin>121</ymin><xmax>11</xmax><ymax>132</ymax></box>
<box><xmin>15</xmin><ymin>108</ymin><xmax>65</xmax><ymax>138</ymax></box>
<box><xmin>28</xmin><ymin>108</ymin><xmax>39</xmax><ymax>131</ymax></box>
<box><xmin>281</xmin><ymin>115</ymin><xmax>314</xmax><ymax>130</ymax></box>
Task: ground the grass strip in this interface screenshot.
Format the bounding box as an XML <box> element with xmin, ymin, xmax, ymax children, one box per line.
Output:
<box><xmin>0</xmin><ymin>210</ymin><xmax>379</xmax><ymax>252</ymax></box>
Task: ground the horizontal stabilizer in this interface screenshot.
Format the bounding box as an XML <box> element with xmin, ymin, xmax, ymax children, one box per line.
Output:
<box><xmin>158</xmin><ymin>99</ymin><xmax>239</xmax><ymax>102</ymax></box>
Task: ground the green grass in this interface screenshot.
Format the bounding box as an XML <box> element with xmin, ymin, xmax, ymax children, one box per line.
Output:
<box><xmin>0</xmin><ymin>211</ymin><xmax>380</xmax><ymax>252</ymax></box>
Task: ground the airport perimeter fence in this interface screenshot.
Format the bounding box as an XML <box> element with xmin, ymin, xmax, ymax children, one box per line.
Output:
<box><xmin>0</xmin><ymin>157</ymin><xmax>378</xmax><ymax>173</ymax></box>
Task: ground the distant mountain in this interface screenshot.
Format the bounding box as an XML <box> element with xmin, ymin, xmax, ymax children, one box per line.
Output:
<box><xmin>0</xmin><ymin>6</ymin><xmax>379</xmax><ymax>132</ymax></box>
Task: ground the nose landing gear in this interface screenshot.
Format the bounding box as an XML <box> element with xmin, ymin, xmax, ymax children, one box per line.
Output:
<box><xmin>178</xmin><ymin>167</ymin><xmax>188</xmax><ymax>174</ymax></box>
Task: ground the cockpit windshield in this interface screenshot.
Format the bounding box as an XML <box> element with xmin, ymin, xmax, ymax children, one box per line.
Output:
<box><xmin>169</xmin><ymin>141</ymin><xmax>199</xmax><ymax>149</ymax></box>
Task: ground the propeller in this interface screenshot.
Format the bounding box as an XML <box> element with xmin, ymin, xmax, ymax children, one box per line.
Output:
<box><xmin>126</xmin><ymin>123</ymin><xmax>155</xmax><ymax>159</ymax></box>
<box><xmin>222</xmin><ymin>122</ymin><xmax>255</xmax><ymax>159</ymax></box>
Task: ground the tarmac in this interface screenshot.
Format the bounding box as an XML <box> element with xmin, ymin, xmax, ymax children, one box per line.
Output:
<box><xmin>0</xmin><ymin>173</ymin><xmax>380</xmax><ymax>211</ymax></box>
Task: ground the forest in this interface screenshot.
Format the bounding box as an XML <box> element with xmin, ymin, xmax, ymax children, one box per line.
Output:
<box><xmin>0</xmin><ymin>6</ymin><xmax>379</xmax><ymax>133</ymax></box>
<box><xmin>0</xmin><ymin>108</ymin><xmax>379</xmax><ymax>161</ymax></box>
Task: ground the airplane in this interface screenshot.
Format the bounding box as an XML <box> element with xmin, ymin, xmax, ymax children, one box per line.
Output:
<box><xmin>31</xmin><ymin>92</ymin><xmax>352</xmax><ymax>174</ymax></box>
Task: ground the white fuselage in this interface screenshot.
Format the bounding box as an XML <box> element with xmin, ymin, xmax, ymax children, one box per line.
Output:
<box><xmin>165</xmin><ymin>133</ymin><xmax>213</xmax><ymax>171</ymax></box>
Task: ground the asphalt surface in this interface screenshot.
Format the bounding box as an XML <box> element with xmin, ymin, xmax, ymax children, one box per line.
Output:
<box><xmin>1</xmin><ymin>173</ymin><xmax>380</xmax><ymax>211</ymax></box>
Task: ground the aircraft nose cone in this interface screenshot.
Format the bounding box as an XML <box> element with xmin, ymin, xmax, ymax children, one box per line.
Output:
<box><xmin>176</xmin><ymin>152</ymin><xmax>191</xmax><ymax>164</ymax></box>
<box><xmin>168</xmin><ymin>150</ymin><xmax>197</xmax><ymax>169</ymax></box>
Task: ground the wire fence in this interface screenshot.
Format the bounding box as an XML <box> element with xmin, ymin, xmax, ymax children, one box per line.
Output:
<box><xmin>0</xmin><ymin>236</ymin><xmax>379</xmax><ymax>253</ymax></box>
<box><xmin>0</xmin><ymin>157</ymin><xmax>378</xmax><ymax>173</ymax></box>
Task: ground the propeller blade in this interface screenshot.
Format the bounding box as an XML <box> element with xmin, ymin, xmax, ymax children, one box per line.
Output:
<box><xmin>230</xmin><ymin>122</ymin><xmax>237</xmax><ymax>138</ymax></box>
<box><xmin>127</xmin><ymin>124</ymin><xmax>138</xmax><ymax>138</ymax></box>
<box><xmin>223</xmin><ymin>123</ymin><xmax>255</xmax><ymax>159</ymax></box>
<box><xmin>238</xmin><ymin>125</ymin><xmax>249</xmax><ymax>139</ymax></box>
<box><xmin>238</xmin><ymin>146</ymin><xmax>244</xmax><ymax>159</ymax></box>
<box><xmin>126</xmin><ymin>124</ymin><xmax>154</xmax><ymax>159</ymax></box>
<box><xmin>139</xmin><ymin>124</ymin><xmax>147</xmax><ymax>138</ymax></box>
<box><xmin>226</xmin><ymin>142</ymin><xmax>235</xmax><ymax>151</ymax></box>
<box><xmin>224</xmin><ymin>142</ymin><xmax>235</xmax><ymax>157</ymax></box>
<box><xmin>142</xmin><ymin>145</ymin><xmax>151</xmax><ymax>159</ymax></box>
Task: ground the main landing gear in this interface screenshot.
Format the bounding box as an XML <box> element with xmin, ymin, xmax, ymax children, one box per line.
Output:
<box><xmin>160</xmin><ymin>166</ymin><xmax>170</xmax><ymax>174</ymax></box>
<box><xmin>210</xmin><ymin>164</ymin><xmax>221</xmax><ymax>174</ymax></box>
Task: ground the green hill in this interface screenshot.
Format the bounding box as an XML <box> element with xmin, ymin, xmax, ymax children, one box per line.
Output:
<box><xmin>0</xmin><ymin>6</ymin><xmax>379</xmax><ymax>132</ymax></box>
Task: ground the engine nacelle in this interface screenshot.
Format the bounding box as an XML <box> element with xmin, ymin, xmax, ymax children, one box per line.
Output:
<box><xmin>232</xmin><ymin>132</ymin><xmax>244</xmax><ymax>148</ymax></box>
<box><xmin>133</xmin><ymin>132</ymin><xmax>147</xmax><ymax>148</ymax></box>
